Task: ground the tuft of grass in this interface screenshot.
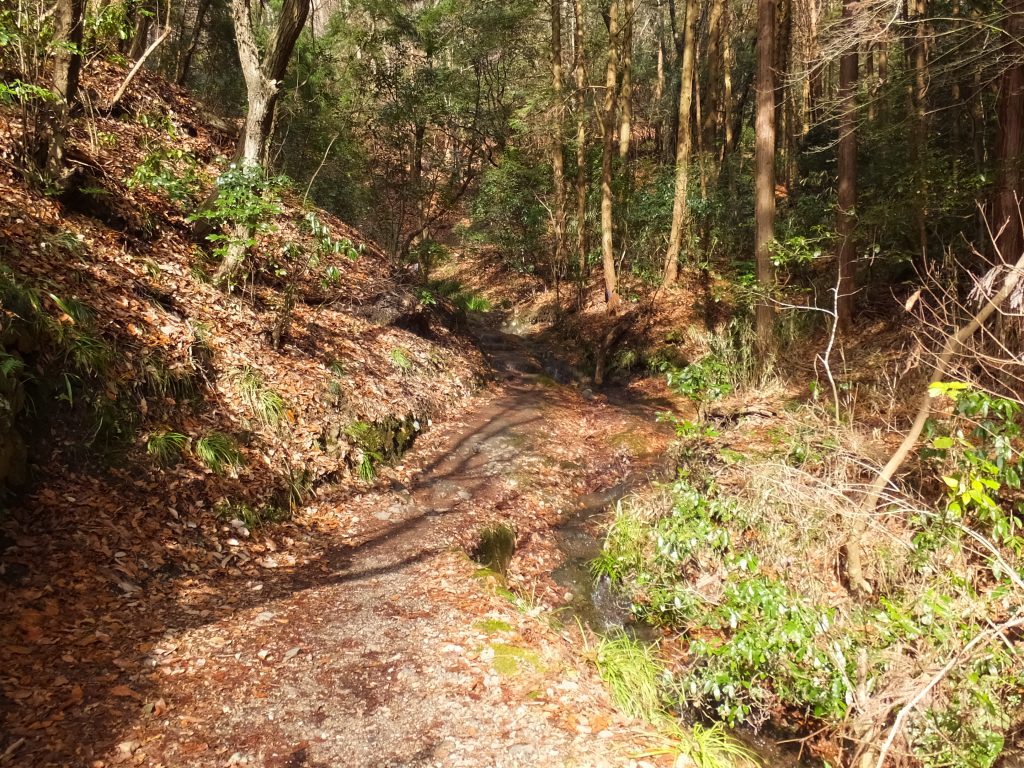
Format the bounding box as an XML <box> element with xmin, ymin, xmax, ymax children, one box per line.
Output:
<box><xmin>591</xmin><ymin>507</ymin><xmax>649</xmax><ymax>584</ymax></box>
<box><xmin>195</xmin><ymin>432</ymin><xmax>244</xmax><ymax>474</ymax></box>
<box><xmin>280</xmin><ymin>461</ymin><xmax>313</xmax><ymax>509</ymax></box>
<box><xmin>146</xmin><ymin>429</ymin><xmax>187</xmax><ymax>465</ymax></box>
<box><xmin>390</xmin><ymin>347</ymin><xmax>413</xmax><ymax>371</ymax></box>
<box><xmin>346</xmin><ymin>420</ymin><xmax>384</xmax><ymax>481</ymax></box>
<box><xmin>215</xmin><ymin>500</ymin><xmax>289</xmax><ymax>530</ymax></box>
<box><xmin>641</xmin><ymin>721</ymin><xmax>761</xmax><ymax>768</ymax></box>
<box><xmin>595</xmin><ymin>634</ymin><xmax>663</xmax><ymax>721</ymax></box>
<box><xmin>235</xmin><ymin>366</ymin><xmax>285</xmax><ymax>428</ymax></box>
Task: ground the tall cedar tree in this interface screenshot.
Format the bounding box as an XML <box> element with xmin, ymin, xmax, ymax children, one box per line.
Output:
<box><xmin>753</xmin><ymin>0</ymin><xmax>776</xmax><ymax>350</ymax></box>
<box><xmin>662</xmin><ymin>0</ymin><xmax>697</xmax><ymax>285</ymax></box>
<box><xmin>600</xmin><ymin>0</ymin><xmax>621</xmax><ymax>311</ymax></box>
<box><xmin>836</xmin><ymin>0</ymin><xmax>858</xmax><ymax>330</ymax></box>
<box><xmin>551</xmin><ymin>0</ymin><xmax>568</xmax><ymax>289</ymax></box>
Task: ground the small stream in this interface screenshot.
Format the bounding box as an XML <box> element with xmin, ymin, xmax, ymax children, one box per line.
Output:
<box><xmin>468</xmin><ymin>315</ymin><xmax>814</xmax><ymax>766</ymax></box>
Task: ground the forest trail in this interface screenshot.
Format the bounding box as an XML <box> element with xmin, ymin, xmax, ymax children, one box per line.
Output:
<box><xmin>2</xmin><ymin>319</ymin><xmax>679</xmax><ymax>768</ymax></box>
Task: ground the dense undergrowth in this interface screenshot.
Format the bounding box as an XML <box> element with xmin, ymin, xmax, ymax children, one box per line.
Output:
<box><xmin>591</xmin><ymin>325</ymin><xmax>1024</xmax><ymax>767</ymax></box>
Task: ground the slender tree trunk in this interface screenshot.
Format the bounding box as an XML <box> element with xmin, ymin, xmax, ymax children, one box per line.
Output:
<box><xmin>655</xmin><ymin>3</ymin><xmax>666</xmax><ymax>155</ymax></box>
<box><xmin>702</xmin><ymin>0</ymin><xmax>725</xmax><ymax>148</ymax></box>
<box><xmin>551</xmin><ymin>0</ymin><xmax>569</xmax><ymax>290</ymax></box>
<box><xmin>774</xmin><ymin>0</ymin><xmax>793</xmax><ymax>186</ymax></box>
<box><xmin>600</xmin><ymin>0</ymin><xmax>621</xmax><ymax>311</ymax></box>
<box><xmin>175</xmin><ymin>0</ymin><xmax>213</xmax><ymax>85</ymax></box>
<box><xmin>45</xmin><ymin>0</ymin><xmax>85</xmax><ymax>181</ymax></box>
<box><xmin>836</xmin><ymin>0</ymin><xmax>859</xmax><ymax>331</ymax></box>
<box><xmin>754</xmin><ymin>0</ymin><xmax>776</xmax><ymax>351</ymax></box>
<box><xmin>807</xmin><ymin>0</ymin><xmax>822</xmax><ymax>125</ymax></box>
<box><xmin>127</xmin><ymin>0</ymin><xmax>153</xmax><ymax>61</ymax></box>
<box><xmin>994</xmin><ymin>0</ymin><xmax>1024</xmax><ymax>262</ymax></box>
<box><xmin>618</xmin><ymin>0</ymin><xmax>634</xmax><ymax>158</ymax></box>
<box><xmin>573</xmin><ymin>0</ymin><xmax>588</xmax><ymax>284</ymax></box>
<box><xmin>905</xmin><ymin>0</ymin><xmax>928</xmax><ymax>260</ymax></box>
<box><xmin>662</xmin><ymin>0</ymin><xmax>697</xmax><ymax>285</ymax></box>
<box><xmin>721</xmin><ymin>0</ymin><xmax>735</xmax><ymax>156</ymax></box>
<box><xmin>214</xmin><ymin>0</ymin><xmax>311</xmax><ymax>285</ymax></box>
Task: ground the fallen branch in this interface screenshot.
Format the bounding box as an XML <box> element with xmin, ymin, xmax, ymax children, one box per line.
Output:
<box><xmin>106</xmin><ymin>25</ymin><xmax>173</xmax><ymax>113</ymax></box>
<box><xmin>845</xmin><ymin>246</ymin><xmax>1024</xmax><ymax>595</ymax></box>
<box><xmin>872</xmin><ymin>613</ymin><xmax>1024</xmax><ymax>768</ymax></box>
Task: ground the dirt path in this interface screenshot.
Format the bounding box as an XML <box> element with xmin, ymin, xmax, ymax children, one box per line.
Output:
<box><xmin>1</xmin><ymin>325</ymin><xmax>677</xmax><ymax>768</ymax></box>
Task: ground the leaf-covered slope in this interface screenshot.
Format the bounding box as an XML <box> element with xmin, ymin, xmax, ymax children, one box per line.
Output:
<box><xmin>0</xmin><ymin>60</ymin><xmax>487</xmax><ymax>507</ymax></box>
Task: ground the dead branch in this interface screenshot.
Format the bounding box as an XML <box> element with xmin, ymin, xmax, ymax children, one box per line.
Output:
<box><xmin>845</xmin><ymin>246</ymin><xmax>1024</xmax><ymax>595</ymax></box>
<box><xmin>106</xmin><ymin>25</ymin><xmax>173</xmax><ymax>113</ymax></box>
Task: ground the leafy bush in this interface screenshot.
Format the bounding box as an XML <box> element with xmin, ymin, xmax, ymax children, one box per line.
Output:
<box><xmin>188</xmin><ymin>163</ymin><xmax>285</xmax><ymax>264</ymax></box>
<box><xmin>129</xmin><ymin>146</ymin><xmax>202</xmax><ymax>204</ymax></box>
<box><xmin>470</xmin><ymin>149</ymin><xmax>550</xmax><ymax>274</ymax></box>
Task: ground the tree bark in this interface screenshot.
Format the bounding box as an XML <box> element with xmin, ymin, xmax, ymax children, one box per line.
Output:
<box><xmin>618</xmin><ymin>0</ymin><xmax>634</xmax><ymax>158</ymax></box>
<box><xmin>905</xmin><ymin>0</ymin><xmax>929</xmax><ymax>261</ymax></box>
<box><xmin>127</xmin><ymin>0</ymin><xmax>154</xmax><ymax>62</ymax></box>
<box><xmin>662</xmin><ymin>0</ymin><xmax>697</xmax><ymax>286</ymax></box>
<box><xmin>721</xmin><ymin>0</ymin><xmax>735</xmax><ymax>156</ymax></box>
<box><xmin>214</xmin><ymin>0</ymin><xmax>310</xmax><ymax>285</ymax></box>
<box><xmin>754</xmin><ymin>0</ymin><xmax>776</xmax><ymax>351</ymax></box>
<box><xmin>175</xmin><ymin>0</ymin><xmax>213</xmax><ymax>85</ymax></box>
<box><xmin>551</xmin><ymin>0</ymin><xmax>569</xmax><ymax>291</ymax></box>
<box><xmin>836</xmin><ymin>0</ymin><xmax>858</xmax><ymax>331</ymax></box>
<box><xmin>600</xmin><ymin>0</ymin><xmax>621</xmax><ymax>312</ymax></box>
<box><xmin>45</xmin><ymin>0</ymin><xmax>85</xmax><ymax>181</ymax></box>
<box><xmin>993</xmin><ymin>0</ymin><xmax>1024</xmax><ymax>263</ymax></box>
<box><xmin>702</xmin><ymin>0</ymin><xmax>725</xmax><ymax>148</ymax></box>
<box><xmin>573</xmin><ymin>0</ymin><xmax>589</xmax><ymax>284</ymax></box>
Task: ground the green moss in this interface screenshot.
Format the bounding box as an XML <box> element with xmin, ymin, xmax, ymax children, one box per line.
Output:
<box><xmin>475</xmin><ymin>618</ymin><xmax>515</xmax><ymax>633</ymax></box>
<box><xmin>490</xmin><ymin>643</ymin><xmax>541</xmax><ymax>676</ymax></box>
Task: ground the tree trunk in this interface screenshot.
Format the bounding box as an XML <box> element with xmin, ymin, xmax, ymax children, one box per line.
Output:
<box><xmin>807</xmin><ymin>0</ymin><xmax>822</xmax><ymax>125</ymax></box>
<box><xmin>721</xmin><ymin>0</ymin><xmax>735</xmax><ymax>156</ymax></box>
<box><xmin>573</xmin><ymin>0</ymin><xmax>588</xmax><ymax>284</ymax></box>
<box><xmin>993</xmin><ymin>0</ymin><xmax>1024</xmax><ymax>263</ymax></box>
<box><xmin>754</xmin><ymin>0</ymin><xmax>776</xmax><ymax>351</ymax></box>
<box><xmin>662</xmin><ymin>0</ymin><xmax>697</xmax><ymax>285</ymax></box>
<box><xmin>655</xmin><ymin>3</ymin><xmax>666</xmax><ymax>155</ymax></box>
<box><xmin>905</xmin><ymin>0</ymin><xmax>928</xmax><ymax>261</ymax></box>
<box><xmin>45</xmin><ymin>0</ymin><xmax>85</xmax><ymax>181</ymax></box>
<box><xmin>600</xmin><ymin>0</ymin><xmax>621</xmax><ymax>312</ymax></box>
<box><xmin>836</xmin><ymin>0</ymin><xmax>859</xmax><ymax>331</ymax></box>
<box><xmin>702</xmin><ymin>0</ymin><xmax>725</xmax><ymax>148</ymax></box>
<box><xmin>551</xmin><ymin>0</ymin><xmax>569</xmax><ymax>291</ymax></box>
<box><xmin>127</xmin><ymin>2</ymin><xmax>153</xmax><ymax>62</ymax></box>
<box><xmin>175</xmin><ymin>0</ymin><xmax>213</xmax><ymax>85</ymax></box>
<box><xmin>214</xmin><ymin>0</ymin><xmax>310</xmax><ymax>285</ymax></box>
<box><xmin>618</xmin><ymin>0</ymin><xmax>634</xmax><ymax>158</ymax></box>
